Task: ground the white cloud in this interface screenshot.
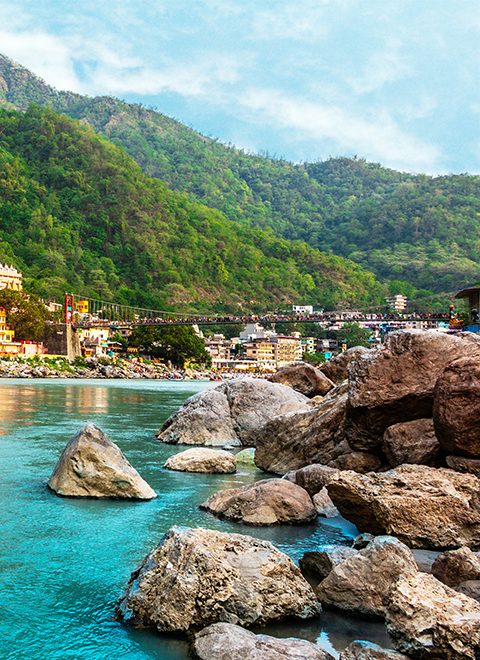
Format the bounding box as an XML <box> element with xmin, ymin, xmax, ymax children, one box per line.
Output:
<box><xmin>347</xmin><ymin>38</ymin><xmax>411</xmax><ymax>95</ymax></box>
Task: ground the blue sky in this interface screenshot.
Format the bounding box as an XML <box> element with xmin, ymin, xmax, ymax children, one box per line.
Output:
<box><xmin>1</xmin><ymin>0</ymin><xmax>479</xmax><ymax>174</ymax></box>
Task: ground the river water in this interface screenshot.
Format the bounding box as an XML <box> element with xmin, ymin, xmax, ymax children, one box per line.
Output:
<box><xmin>0</xmin><ymin>379</ymin><xmax>391</xmax><ymax>659</ymax></box>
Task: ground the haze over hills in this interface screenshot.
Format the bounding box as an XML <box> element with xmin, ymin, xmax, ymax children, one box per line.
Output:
<box><xmin>1</xmin><ymin>53</ymin><xmax>479</xmax><ymax>305</ymax></box>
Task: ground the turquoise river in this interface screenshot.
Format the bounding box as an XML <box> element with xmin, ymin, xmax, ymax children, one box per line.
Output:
<box><xmin>0</xmin><ymin>379</ymin><xmax>391</xmax><ymax>659</ymax></box>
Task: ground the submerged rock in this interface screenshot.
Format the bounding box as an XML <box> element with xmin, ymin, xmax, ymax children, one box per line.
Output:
<box><xmin>192</xmin><ymin>622</ymin><xmax>334</xmax><ymax>660</ymax></box>
<box><xmin>386</xmin><ymin>572</ymin><xmax>480</xmax><ymax>659</ymax></box>
<box><xmin>200</xmin><ymin>478</ymin><xmax>317</xmax><ymax>526</ymax></box>
<box><xmin>327</xmin><ymin>465</ymin><xmax>480</xmax><ymax>549</ymax></box>
<box><xmin>117</xmin><ymin>526</ymin><xmax>320</xmax><ymax>633</ymax></box>
<box><xmin>48</xmin><ymin>423</ymin><xmax>156</xmax><ymax>500</ymax></box>
<box><xmin>164</xmin><ymin>447</ymin><xmax>236</xmax><ymax>473</ymax></box>
<box><xmin>340</xmin><ymin>641</ymin><xmax>410</xmax><ymax>659</ymax></box>
<box><xmin>315</xmin><ymin>536</ymin><xmax>418</xmax><ymax>618</ymax></box>
<box><xmin>157</xmin><ymin>378</ymin><xmax>309</xmax><ymax>447</ymax></box>
<box><xmin>382</xmin><ymin>419</ymin><xmax>439</xmax><ymax>467</ymax></box>
<box><xmin>271</xmin><ymin>362</ymin><xmax>334</xmax><ymax>398</ymax></box>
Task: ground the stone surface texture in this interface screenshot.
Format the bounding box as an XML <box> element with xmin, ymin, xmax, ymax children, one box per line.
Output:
<box><xmin>382</xmin><ymin>419</ymin><xmax>439</xmax><ymax>467</ymax></box>
<box><xmin>284</xmin><ymin>464</ymin><xmax>339</xmax><ymax>496</ymax></box>
<box><xmin>164</xmin><ymin>448</ymin><xmax>236</xmax><ymax>473</ymax></box>
<box><xmin>431</xmin><ymin>547</ymin><xmax>480</xmax><ymax>587</ymax></box>
<box><xmin>319</xmin><ymin>347</ymin><xmax>370</xmax><ymax>383</ymax></box>
<box><xmin>315</xmin><ymin>536</ymin><xmax>418</xmax><ymax>618</ymax></box>
<box><xmin>157</xmin><ymin>378</ymin><xmax>309</xmax><ymax>447</ymax></box>
<box><xmin>192</xmin><ymin>622</ymin><xmax>333</xmax><ymax>660</ymax></box>
<box><xmin>346</xmin><ymin>331</ymin><xmax>480</xmax><ymax>451</ymax></box>
<box><xmin>299</xmin><ymin>545</ymin><xmax>358</xmax><ymax>583</ymax></box>
<box><xmin>386</xmin><ymin>572</ymin><xmax>480</xmax><ymax>659</ymax></box>
<box><xmin>328</xmin><ymin>452</ymin><xmax>381</xmax><ymax>473</ymax></box>
<box><xmin>340</xmin><ymin>640</ymin><xmax>411</xmax><ymax>659</ymax></box>
<box><xmin>200</xmin><ymin>478</ymin><xmax>317</xmax><ymax>526</ymax></box>
<box><xmin>117</xmin><ymin>526</ymin><xmax>320</xmax><ymax>633</ymax></box>
<box><xmin>446</xmin><ymin>455</ymin><xmax>480</xmax><ymax>477</ymax></box>
<box><xmin>48</xmin><ymin>423</ymin><xmax>157</xmax><ymax>500</ymax></box>
<box><xmin>313</xmin><ymin>488</ymin><xmax>339</xmax><ymax>517</ymax></box>
<box><xmin>327</xmin><ymin>465</ymin><xmax>480</xmax><ymax>549</ymax></box>
<box><xmin>271</xmin><ymin>362</ymin><xmax>335</xmax><ymax>398</ymax></box>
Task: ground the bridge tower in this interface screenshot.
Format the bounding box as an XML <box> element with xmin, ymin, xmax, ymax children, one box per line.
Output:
<box><xmin>63</xmin><ymin>293</ymin><xmax>75</xmax><ymax>324</ymax></box>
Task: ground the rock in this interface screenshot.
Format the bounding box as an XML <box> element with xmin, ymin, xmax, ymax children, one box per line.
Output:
<box><xmin>446</xmin><ymin>455</ymin><xmax>480</xmax><ymax>477</ymax></box>
<box><xmin>117</xmin><ymin>526</ymin><xmax>320</xmax><ymax>633</ymax></box>
<box><xmin>382</xmin><ymin>419</ymin><xmax>440</xmax><ymax>467</ymax></box>
<box><xmin>313</xmin><ymin>488</ymin><xmax>339</xmax><ymax>517</ymax></box>
<box><xmin>157</xmin><ymin>378</ymin><xmax>310</xmax><ymax>447</ymax></box>
<box><xmin>340</xmin><ymin>640</ymin><xmax>411</xmax><ymax>659</ymax></box>
<box><xmin>411</xmin><ymin>549</ymin><xmax>440</xmax><ymax>574</ymax></box>
<box><xmin>271</xmin><ymin>362</ymin><xmax>334</xmax><ymax>398</ymax></box>
<box><xmin>315</xmin><ymin>536</ymin><xmax>418</xmax><ymax>618</ymax></box>
<box><xmin>386</xmin><ymin>572</ymin><xmax>480</xmax><ymax>659</ymax></box>
<box><xmin>192</xmin><ymin>622</ymin><xmax>333</xmax><ymax>660</ymax></box>
<box><xmin>284</xmin><ymin>464</ymin><xmax>339</xmax><ymax>496</ymax></box>
<box><xmin>327</xmin><ymin>464</ymin><xmax>480</xmax><ymax>549</ymax></box>
<box><xmin>254</xmin><ymin>389</ymin><xmax>348</xmax><ymax>474</ymax></box>
<box><xmin>299</xmin><ymin>545</ymin><xmax>358</xmax><ymax>582</ymax></box>
<box><xmin>352</xmin><ymin>533</ymin><xmax>375</xmax><ymax>549</ymax></box>
<box><xmin>346</xmin><ymin>331</ymin><xmax>480</xmax><ymax>451</ymax></box>
<box><xmin>319</xmin><ymin>347</ymin><xmax>370</xmax><ymax>383</ymax></box>
<box><xmin>200</xmin><ymin>478</ymin><xmax>317</xmax><ymax>526</ymax></box>
<box><xmin>328</xmin><ymin>452</ymin><xmax>381</xmax><ymax>473</ymax></box>
<box><xmin>48</xmin><ymin>423</ymin><xmax>157</xmax><ymax>500</ymax></box>
<box><xmin>164</xmin><ymin>448</ymin><xmax>236</xmax><ymax>473</ymax></box>
<box><xmin>457</xmin><ymin>580</ymin><xmax>480</xmax><ymax>602</ymax></box>
<box><xmin>434</xmin><ymin>357</ymin><xmax>480</xmax><ymax>458</ymax></box>
<box><xmin>235</xmin><ymin>448</ymin><xmax>256</xmax><ymax>465</ymax></box>
<box><xmin>431</xmin><ymin>547</ymin><xmax>480</xmax><ymax>587</ymax></box>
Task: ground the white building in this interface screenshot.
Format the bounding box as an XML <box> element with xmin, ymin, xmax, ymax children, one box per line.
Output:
<box><xmin>239</xmin><ymin>323</ymin><xmax>276</xmax><ymax>341</ymax></box>
<box><xmin>386</xmin><ymin>294</ymin><xmax>408</xmax><ymax>313</ymax></box>
<box><xmin>293</xmin><ymin>305</ymin><xmax>314</xmax><ymax>314</ymax></box>
<box><xmin>0</xmin><ymin>264</ymin><xmax>22</xmax><ymax>291</ymax></box>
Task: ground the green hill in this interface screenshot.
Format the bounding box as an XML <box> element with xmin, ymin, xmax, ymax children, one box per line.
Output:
<box><xmin>0</xmin><ymin>104</ymin><xmax>382</xmax><ymax>311</ymax></box>
<box><xmin>1</xmin><ymin>53</ymin><xmax>479</xmax><ymax>301</ymax></box>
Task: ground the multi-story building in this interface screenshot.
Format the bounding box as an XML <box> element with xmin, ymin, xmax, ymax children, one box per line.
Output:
<box><xmin>292</xmin><ymin>305</ymin><xmax>314</xmax><ymax>314</ymax></box>
<box><xmin>204</xmin><ymin>334</ymin><xmax>240</xmax><ymax>369</ymax></box>
<box><xmin>244</xmin><ymin>335</ymin><xmax>302</xmax><ymax>371</ymax></box>
<box><xmin>386</xmin><ymin>294</ymin><xmax>408</xmax><ymax>313</ymax></box>
<box><xmin>77</xmin><ymin>327</ymin><xmax>110</xmax><ymax>357</ymax></box>
<box><xmin>0</xmin><ymin>264</ymin><xmax>22</xmax><ymax>291</ymax></box>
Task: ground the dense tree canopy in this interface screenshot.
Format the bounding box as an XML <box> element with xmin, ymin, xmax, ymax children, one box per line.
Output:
<box><xmin>0</xmin><ymin>289</ymin><xmax>50</xmax><ymax>340</ymax></box>
<box><xmin>129</xmin><ymin>326</ymin><xmax>211</xmax><ymax>368</ymax></box>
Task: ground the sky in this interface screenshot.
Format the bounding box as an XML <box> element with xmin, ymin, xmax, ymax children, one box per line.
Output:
<box><xmin>0</xmin><ymin>0</ymin><xmax>479</xmax><ymax>174</ymax></box>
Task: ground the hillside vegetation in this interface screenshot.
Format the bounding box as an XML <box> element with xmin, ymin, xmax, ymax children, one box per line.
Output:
<box><xmin>1</xmin><ymin>54</ymin><xmax>478</xmax><ymax>299</ymax></box>
<box><xmin>0</xmin><ymin>105</ymin><xmax>382</xmax><ymax>311</ymax></box>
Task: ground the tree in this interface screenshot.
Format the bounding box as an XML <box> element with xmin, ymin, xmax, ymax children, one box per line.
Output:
<box><xmin>129</xmin><ymin>325</ymin><xmax>211</xmax><ymax>368</ymax></box>
<box><xmin>0</xmin><ymin>289</ymin><xmax>50</xmax><ymax>341</ymax></box>
<box><xmin>338</xmin><ymin>322</ymin><xmax>372</xmax><ymax>348</ymax></box>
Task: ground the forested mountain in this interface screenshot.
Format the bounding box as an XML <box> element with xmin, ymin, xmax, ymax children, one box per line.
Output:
<box><xmin>0</xmin><ymin>105</ymin><xmax>382</xmax><ymax>311</ymax></box>
<box><xmin>1</xmin><ymin>53</ymin><xmax>479</xmax><ymax>300</ymax></box>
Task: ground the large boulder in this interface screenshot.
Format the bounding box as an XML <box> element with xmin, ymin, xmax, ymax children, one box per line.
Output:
<box><xmin>319</xmin><ymin>347</ymin><xmax>370</xmax><ymax>383</ymax></box>
<box><xmin>299</xmin><ymin>545</ymin><xmax>358</xmax><ymax>583</ymax></box>
<box><xmin>48</xmin><ymin>423</ymin><xmax>156</xmax><ymax>500</ymax></box>
<box><xmin>157</xmin><ymin>378</ymin><xmax>310</xmax><ymax>447</ymax></box>
<box><xmin>315</xmin><ymin>536</ymin><xmax>418</xmax><ymax>618</ymax></box>
<box><xmin>164</xmin><ymin>448</ymin><xmax>236</xmax><ymax>473</ymax></box>
<box><xmin>254</xmin><ymin>389</ymin><xmax>348</xmax><ymax>474</ymax></box>
<box><xmin>382</xmin><ymin>419</ymin><xmax>439</xmax><ymax>468</ymax></box>
<box><xmin>346</xmin><ymin>331</ymin><xmax>480</xmax><ymax>451</ymax></box>
<box><xmin>431</xmin><ymin>547</ymin><xmax>480</xmax><ymax>587</ymax></box>
<box><xmin>284</xmin><ymin>464</ymin><xmax>338</xmax><ymax>496</ymax></box>
<box><xmin>446</xmin><ymin>455</ymin><xmax>480</xmax><ymax>478</ymax></box>
<box><xmin>328</xmin><ymin>452</ymin><xmax>381</xmax><ymax>473</ymax></box>
<box><xmin>434</xmin><ymin>357</ymin><xmax>480</xmax><ymax>458</ymax></box>
<box><xmin>271</xmin><ymin>362</ymin><xmax>334</xmax><ymax>398</ymax></box>
<box><xmin>327</xmin><ymin>465</ymin><xmax>480</xmax><ymax>549</ymax></box>
<box><xmin>117</xmin><ymin>526</ymin><xmax>320</xmax><ymax>633</ymax></box>
<box><xmin>313</xmin><ymin>488</ymin><xmax>339</xmax><ymax>517</ymax></box>
<box><xmin>192</xmin><ymin>622</ymin><xmax>333</xmax><ymax>660</ymax></box>
<box><xmin>200</xmin><ymin>478</ymin><xmax>317</xmax><ymax>525</ymax></box>
<box><xmin>340</xmin><ymin>641</ymin><xmax>410</xmax><ymax>659</ymax></box>
<box><xmin>386</xmin><ymin>572</ymin><xmax>480</xmax><ymax>659</ymax></box>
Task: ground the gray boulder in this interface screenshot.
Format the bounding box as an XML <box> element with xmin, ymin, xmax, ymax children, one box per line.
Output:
<box><xmin>117</xmin><ymin>526</ymin><xmax>320</xmax><ymax>633</ymax></box>
<box><xmin>313</xmin><ymin>488</ymin><xmax>339</xmax><ymax>517</ymax></box>
<box><xmin>271</xmin><ymin>362</ymin><xmax>334</xmax><ymax>398</ymax></box>
<box><xmin>382</xmin><ymin>419</ymin><xmax>439</xmax><ymax>467</ymax></box>
<box><xmin>157</xmin><ymin>378</ymin><xmax>309</xmax><ymax>447</ymax></box>
<box><xmin>48</xmin><ymin>423</ymin><xmax>156</xmax><ymax>500</ymax></box>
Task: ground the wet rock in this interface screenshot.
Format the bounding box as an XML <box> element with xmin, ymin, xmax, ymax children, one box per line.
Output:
<box><xmin>284</xmin><ymin>464</ymin><xmax>339</xmax><ymax>496</ymax></box>
<box><xmin>340</xmin><ymin>640</ymin><xmax>411</xmax><ymax>659</ymax></box>
<box><xmin>48</xmin><ymin>423</ymin><xmax>157</xmax><ymax>500</ymax></box>
<box><xmin>117</xmin><ymin>526</ymin><xmax>320</xmax><ymax>633</ymax></box>
<box><xmin>200</xmin><ymin>478</ymin><xmax>317</xmax><ymax>526</ymax></box>
<box><xmin>446</xmin><ymin>455</ymin><xmax>480</xmax><ymax>477</ymax></box>
<box><xmin>328</xmin><ymin>452</ymin><xmax>381</xmax><ymax>473</ymax></box>
<box><xmin>386</xmin><ymin>572</ymin><xmax>480</xmax><ymax>659</ymax></box>
<box><xmin>346</xmin><ymin>331</ymin><xmax>480</xmax><ymax>451</ymax></box>
<box><xmin>157</xmin><ymin>378</ymin><xmax>310</xmax><ymax>447</ymax></box>
<box><xmin>235</xmin><ymin>448</ymin><xmax>256</xmax><ymax>465</ymax></box>
<box><xmin>315</xmin><ymin>536</ymin><xmax>418</xmax><ymax>618</ymax></box>
<box><xmin>319</xmin><ymin>347</ymin><xmax>370</xmax><ymax>383</ymax></box>
<box><xmin>434</xmin><ymin>357</ymin><xmax>480</xmax><ymax>458</ymax></box>
<box><xmin>327</xmin><ymin>465</ymin><xmax>480</xmax><ymax>549</ymax></box>
<box><xmin>271</xmin><ymin>362</ymin><xmax>335</xmax><ymax>398</ymax></box>
<box><xmin>313</xmin><ymin>488</ymin><xmax>339</xmax><ymax>517</ymax></box>
<box><xmin>299</xmin><ymin>545</ymin><xmax>358</xmax><ymax>582</ymax></box>
<box><xmin>254</xmin><ymin>389</ymin><xmax>348</xmax><ymax>474</ymax></box>
<box><xmin>164</xmin><ymin>448</ymin><xmax>236</xmax><ymax>473</ymax></box>
<box><xmin>192</xmin><ymin>622</ymin><xmax>333</xmax><ymax>660</ymax></box>
<box><xmin>382</xmin><ymin>419</ymin><xmax>439</xmax><ymax>467</ymax></box>
<box><xmin>431</xmin><ymin>547</ymin><xmax>480</xmax><ymax>587</ymax></box>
